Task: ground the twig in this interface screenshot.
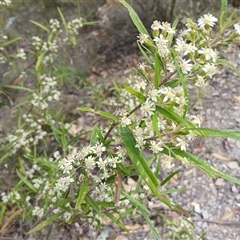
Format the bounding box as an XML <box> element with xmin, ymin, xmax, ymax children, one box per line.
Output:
<box><xmin>0</xmin><ymin>209</ymin><xmax>23</xmax><ymax>236</ymax></box>
<box><xmin>192</xmin><ymin>218</ymin><xmax>240</xmax><ymax>227</ymax></box>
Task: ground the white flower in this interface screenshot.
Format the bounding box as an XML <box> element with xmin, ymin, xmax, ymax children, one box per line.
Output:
<box><xmin>135</xmin><ymin>137</ymin><xmax>146</xmax><ymax>149</ymax></box>
<box><xmin>154</xmin><ymin>34</ymin><xmax>169</xmax><ymax>57</ymax></box>
<box><xmin>197</xmin><ymin>13</ymin><xmax>218</xmax><ymax>29</ymax></box>
<box><xmin>138</xmin><ymin>33</ymin><xmax>149</xmax><ymax>44</ymax></box>
<box><xmin>49</xmin><ymin>19</ymin><xmax>60</xmax><ymax>33</ymax></box>
<box><xmin>85</xmin><ymin>155</ymin><xmax>95</xmax><ymax>169</ymax></box>
<box><xmin>175</xmin><ymin>38</ymin><xmax>197</xmax><ymax>56</ymax></box>
<box><xmin>163</xmin><ymin>157</ymin><xmax>175</xmax><ymax>172</ymax></box>
<box><xmin>167</xmin><ymin>61</ymin><xmax>176</xmax><ymax>73</ymax></box>
<box><xmin>150</xmin><ymin>140</ymin><xmax>163</xmax><ymax>154</ymax></box>
<box><xmin>198</xmin><ymin>47</ymin><xmax>218</xmax><ymax>62</ymax></box>
<box><xmin>136</xmin><ymin>79</ymin><xmax>147</xmax><ymax>91</ymax></box>
<box><xmin>97</xmin><ymin>157</ymin><xmax>106</xmax><ymax>170</ymax></box>
<box><xmin>175</xmin><ymin>38</ymin><xmax>187</xmax><ymax>56</ymax></box>
<box><xmin>16</xmin><ymin>48</ymin><xmax>26</xmax><ymax>60</ymax></box>
<box><xmin>141</xmin><ymin>98</ymin><xmax>155</xmax><ymax>117</ymax></box>
<box><xmin>151</xmin><ymin>20</ymin><xmax>161</xmax><ymax>30</ymax></box>
<box><xmin>159</xmin><ymin>86</ymin><xmax>174</xmax><ymax>102</ymax></box>
<box><xmin>32</xmin><ymin>206</ymin><xmax>44</xmax><ymax>217</ymax></box>
<box><xmin>120</xmin><ymin>116</ymin><xmax>132</xmax><ymax>127</ymax></box>
<box><xmin>92</xmin><ymin>143</ymin><xmax>106</xmax><ymax>157</ymax></box>
<box><xmin>176</xmin><ymin>137</ymin><xmax>188</xmax><ymax>151</ymax></box>
<box><xmin>138</xmin><ymin>62</ymin><xmax>147</xmax><ymax>71</ymax></box>
<box><xmin>234</xmin><ymin>23</ymin><xmax>240</xmax><ymax>35</ymax></box>
<box><xmin>147</xmin><ymin>86</ymin><xmax>159</xmax><ymax>102</ymax></box>
<box><xmin>195</xmin><ymin>75</ymin><xmax>205</xmax><ymax>87</ymax></box>
<box><xmin>202</xmin><ymin>63</ymin><xmax>216</xmax><ymax>78</ymax></box>
<box><xmin>179</xmin><ymin>58</ymin><xmax>193</xmax><ymax>74</ymax></box>
<box><xmin>160</xmin><ymin>22</ymin><xmax>176</xmax><ymax>34</ymax></box>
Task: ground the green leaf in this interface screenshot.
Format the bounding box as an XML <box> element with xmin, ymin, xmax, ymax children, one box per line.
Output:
<box><xmin>140</xmin><ymin>210</ymin><xmax>162</xmax><ymax>239</ymax></box>
<box><xmin>123</xmin><ymin>191</ymin><xmax>161</xmax><ymax>239</ymax></box>
<box><xmin>162</xmin><ymin>187</ymin><xmax>186</xmax><ymax>195</ymax></box>
<box><xmin>46</xmin><ymin>114</ymin><xmax>61</xmax><ymax>145</ymax></box>
<box><xmin>75</xmin><ymin>177</ymin><xmax>88</xmax><ymax>209</ymax></box>
<box><xmin>220</xmin><ymin>0</ymin><xmax>228</xmax><ymax>24</ymax></box>
<box><xmin>36</xmin><ymin>51</ymin><xmax>46</xmax><ymax>71</ymax></box>
<box><xmin>16</xmin><ymin>169</ymin><xmax>37</xmax><ymax>192</ymax></box>
<box><xmin>137</xmin><ymin>41</ymin><xmax>153</xmax><ymax>67</ymax></box>
<box><xmin>77</xmin><ymin>107</ymin><xmax>119</xmax><ymax>121</ymax></box>
<box><xmin>57</xmin><ymin>7</ymin><xmax>67</xmax><ymax>31</ymax></box>
<box><xmin>152</xmin><ymin>112</ymin><xmax>162</xmax><ymax>138</ymax></box>
<box><xmin>216</xmin><ymin>59</ymin><xmax>240</xmax><ymax>77</ymax></box>
<box><xmin>0</xmin><ymin>37</ymin><xmax>20</xmax><ymax>48</ymax></box>
<box><xmin>27</xmin><ymin>212</ymin><xmax>63</xmax><ymax>234</ymax></box>
<box><xmin>121</xmin><ymin>127</ymin><xmax>159</xmax><ymax>187</ymax></box>
<box><xmin>120</xmin><ymin>127</ymin><xmax>189</xmax><ymax>217</ymax></box>
<box><xmin>187</xmin><ymin>127</ymin><xmax>240</xmax><ymax>140</ymax></box>
<box><xmin>161</xmin><ymin>169</ymin><xmax>181</xmax><ymax>186</ymax></box>
<box><xmin>124</xmin><ymin>85</ymin><xmax>146</xmax><ymax>102</ymax></box>
<box><xmin>122</xmin><ymin>191</ymin><xmax>150</xmax><ymax>214</ymax></box>
<box><xmin>97</xmin><ymin>110</ymin><xmax>119</xmax><ymax>122</ymax></box>
<box><xmin>76</xmin><ymin>107</ymin><xmax>94</xmax><ymax>112</ymax></box>
<box><xmin>90</xmin><ymin>123</ymin><xmax>99</xmax><ymax>146</ymax></box>
<box><xmin>119</xmin><ymin>0</ymin><xmax>149</xmax><ymax>35</ymax></box>
<box><xmin>105</xmin><ymin>212</ymin><xmax>129</xmax><ymax>232</ymax></box>
<box><xmin>163</xmin><ymin>145</ymin><xmax>240</xmax><ymax>184</ymax></box>
<box><xmin>85</xmin><ymin>194</ymin><xmax>102</xmax><ymax>216</ymax></box>
<box><xmin>3</xmin><ymin>85</ymin><xmax>33</xmax><ymax>92</ymax></box>
<box><xmin>156</xmin><ymin>106</ymin><xmax>195</xmax><ymax>129</ymax></box>
<box><xmin>29</xmin><ymin>20</ymin><xmax>51</xmax><ymax>33</ymax></box>
<box><xmin>122</xmin><ymin>192</ymin><xmax>161</xmax><ymax>239</ymax></box>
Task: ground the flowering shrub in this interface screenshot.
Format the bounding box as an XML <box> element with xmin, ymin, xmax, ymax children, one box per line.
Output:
<box><xmin>1</xmin><ymin>0</ymin><xmax>240</xmax><ymax>239</ymax></box>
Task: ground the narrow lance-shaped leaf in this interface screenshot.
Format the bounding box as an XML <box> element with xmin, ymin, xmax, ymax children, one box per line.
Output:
<box><xmin>90</xmin><ymin>123</ymin><xmax>99</xmax><ymax>146</ymax></box>
<box><xmin>220</xmin><ymin>0</ymin><xmax>228</xmax><ymax>24</ymax></box>
<box><xmin>119</xmin><ymin>0</ymin><xmax>149</xmax><ymax>35</ymax></box>
<box><xmin>29</xmin><ymin>20</ymin><xmax>51</xmax><ymax>33</ymax></box>
<box><xmin>16</xmin><ymin>169</ymin><xmax>37</xmax><ymax>192</ymax></box>
<box><xmin>187</xmin><ymin>127</ymin><xmax>240</xmax><ymax>140</ymax></box>
<box><xmin>120</xmin><ymin>127</ymin><xmax>189</xmax><ymax>217</ymax></box>
<box><xmin>75</xmin><ymin>176</ymin><xmax>89</xmax><ymax>209</ymax></box>
<box><xmin>77</xmin><ymin>107</ymin><xmax>119</xmax><ymax>121</ymax></box>
<box><xmin>162</xmin><ymin>144</ymin><xmax>240</xmax><ymax>185</ymax></box>
<box><xmin>124</xmin><ymin>85</ymin><xmax>146</xmax><ymax>102</ymax></box>
<box><xmin>27</xmin><ymin>212</ymin><xmax>63</xmax><ymax>234</ymax></box>
<box><xmin>123</xmin><ymin>191</ymin><xmax>162</xmax><ymax>239</ymax></box>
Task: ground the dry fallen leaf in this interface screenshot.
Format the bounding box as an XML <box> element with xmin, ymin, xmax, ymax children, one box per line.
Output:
<box><xmin>221</xmin><ymin>207</ymin><xmax>234</xmax><ymax>220</ymax></box>
<box><xmin>212</xmin><ymin>152</ymin><xmax>231</xmax><ymax>161</ymax></box>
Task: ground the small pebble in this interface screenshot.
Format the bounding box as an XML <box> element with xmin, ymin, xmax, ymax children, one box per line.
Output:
<box><xmin>235</xmin><ymin>194</ymin><xmax>240</xmax><ymax>202</ymax></box>
<box><xmin>215</xmin><ymin>178</ymin><xmax>224</xmax><ymax>186</ymax></box>
<box><xmin>227</xmin><ymin>161</ymin><xmax>239</xmax><ymax>169</ymax></box>
<box><xmin>202</xmin><ymin>210</ymin><xmax>209</xmax><ymax>219</ymax></box>
<box><xmin>231</xmin><ymin>185</ymin><xmax>238</xmax><ymax>193</ymax></box>
<box><xmin>194</xmin><ymin>203</ymin><xmax>201</xmax><ymax>214</ymax></box>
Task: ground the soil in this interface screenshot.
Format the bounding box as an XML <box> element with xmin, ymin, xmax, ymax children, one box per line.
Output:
<box><xmin>1</xmin><ymin>1</ymin><xmax>240</xmax><ymax>240</ymax></box>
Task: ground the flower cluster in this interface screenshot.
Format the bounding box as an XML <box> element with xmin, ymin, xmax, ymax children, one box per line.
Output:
<box><xmin>7</xmin><ymin>114</ymin><xmax>47</xmax><ymax>155</ymax></box>
<box><xmin>166</xmin><ymin>217</ymin><xmax>203</xmax><ymax>240</ymax></box>
<box><xmin>30</xmin><ymin>74</ymin><xmax>60</xmax><ymax>109</ymax></box>
<box><xmin>16</xmin><ymin>48</ymin><xmax>27</xmax><ymax>60</ymax></box>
